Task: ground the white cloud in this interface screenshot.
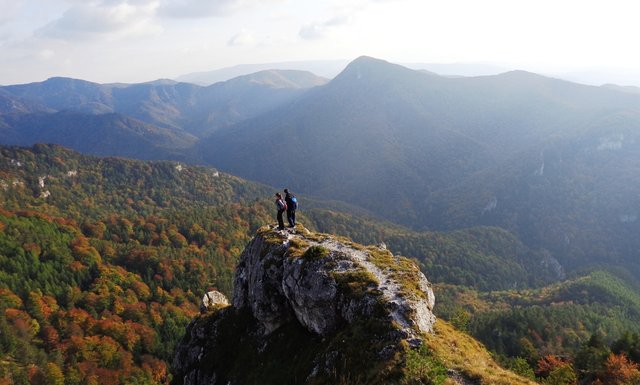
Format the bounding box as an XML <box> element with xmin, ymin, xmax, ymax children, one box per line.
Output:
<box><xmin>298</xmin><ymin>6</ymin><xmax>356</xmax><ymax>40</ymax></box>
<box><xmin>228</xmin><ymin>29</ymin><xmax>255</xmax><ymax>46</ymax></box>
<box><xmin>298</xmin><ymin>23</ymin><xmax>324</xmax><ymax>40</ymax></box>
<box><xmin>38</xmin><ymin>1</ymin><xmax>160</xmax><ymax>41</ymax></box>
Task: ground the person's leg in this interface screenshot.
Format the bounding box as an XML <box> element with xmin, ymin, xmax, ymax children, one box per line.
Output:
<box><xmin>287</xmin><ymin>210</ymin><xmax>294</xmax><ymax>227</ymax></box>
<box><xmin>277</xmin><ymin>210</ymin><xmax>285</xmax><ymax>229</ymax></box>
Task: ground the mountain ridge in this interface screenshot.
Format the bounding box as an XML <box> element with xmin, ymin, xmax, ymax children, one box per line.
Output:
<box><xmin>0</xmin><ymin>69</ymin><xmax>327</xmax><ymax>136</ymax></box>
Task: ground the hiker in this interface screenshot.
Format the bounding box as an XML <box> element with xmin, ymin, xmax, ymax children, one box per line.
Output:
<box><xmin>284</xmin><ymin>188</ymin><xmax>297</xmax><ymax>228</ymax></box>
<box><xmin>275</xmin><ymin>192</ymin><xmax>287</xmax><ymax>230</ymax></box>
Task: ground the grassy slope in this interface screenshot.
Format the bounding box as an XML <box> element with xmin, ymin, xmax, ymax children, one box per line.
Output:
<box><xmin>426</xmin><ymin>321</ymin><xmax>538</xmax><ymax>385</ymax></box>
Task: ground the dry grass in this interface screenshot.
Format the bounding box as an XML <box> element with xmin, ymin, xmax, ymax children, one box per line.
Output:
<box><xmin>424</xmin><ymin>321</ymin><xmax>540</xmax><ymax>385</ymax></box>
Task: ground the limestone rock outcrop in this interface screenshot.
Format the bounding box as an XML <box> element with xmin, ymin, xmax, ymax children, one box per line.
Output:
<box><xmin>199</xmin><ymin>290</ymin><xmax>229</xmax><ymax>313</ymax></box>
<box><xmin>172</xmin><ymin>225</ymin><xmax>436</xmax><ymax>385</ymax></box>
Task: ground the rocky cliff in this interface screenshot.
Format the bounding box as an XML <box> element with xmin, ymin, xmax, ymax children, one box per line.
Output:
<box><xmin>172</xmin><ymin>225</ymin><xmax>437</xmax><ymax>385</ymax></box>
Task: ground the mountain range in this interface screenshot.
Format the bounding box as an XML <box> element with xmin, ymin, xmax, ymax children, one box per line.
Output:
<box><xmin>200</xmin><ymin>57</ymin><xmax>640</xmax><ymax>277</ymax></box>
<box><xmin>2</xmin><ymin>56</ymin><xmax>640</xmax><ymax>279</ymax></box>
<box><xmin>0</xmin><ymin>70</ymin><xmax>327</xmax><ymax>159</ymax></box>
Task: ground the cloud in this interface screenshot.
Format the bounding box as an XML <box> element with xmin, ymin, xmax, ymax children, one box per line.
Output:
<box><xmin>297</xmin><ymin>0</ymin><xmax>407</xmax><ymax>40</ymax></box>
<box><xmin>38</xmin><ymin>1</ymin><xmax>161</xmax><ymax>40</ymax></box>
<box><xmin>298</xmin><ymin>23</ymin><xmax>323</xmax><ymax>40</ymax></box>
<box><xmin>227</xmin><ymin>29</ymin><xmax>255</xmax><ymax>46</ymax></box>
<box><xmin>158</xmin><ymin>0</ymin><xmax>282</xmax><ymax>18</ymax></box>
<box><xmin>298</xmin><ymin>11</ymin><xmax>354</xmax><ymax>40</ymax></box>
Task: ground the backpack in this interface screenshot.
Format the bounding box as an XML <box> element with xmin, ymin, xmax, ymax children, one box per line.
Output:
<box><xmin>291</xmin><ymin>196</ymin><xmax>298</xmax><ymax>210</ymax></box>
<box><xmin>277</xmin><ymin>199</ymin><xmax>287</xmax><ymax>211</ymax></box>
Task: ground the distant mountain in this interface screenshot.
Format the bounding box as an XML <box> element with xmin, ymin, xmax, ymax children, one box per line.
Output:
<box><xmin>200</xmin><ymin>56</ymin><xmax>640</xmax><ymax>276</ymax></box>
<box><xmin>0</xmin><ymin>70</ymin><xmax>326</xmax><ymax>139</ymax></box>
<box><xmin>179</xmin><ymin>60</ymin><xmax>640</xmax><ymax>87</ymax></box>
<box><xmin>3</xmin><ymin>76</ymin><xmax>115</xmax><ymax>114</ymax></box>
<box><xmin>227</xmin><ymin>69</ymin><xmax>328</xmax><ymax>89</ymax></box>
<box><xmin>0</xmin><ymin>111</ymin><xmax>196</xmax><ymax>160</ymax></box>
<box><xmin>108</xmin><ymin>70</ymin><xmax>327</xmax><ymax>137</ymax></box>
<box><xmin>174</xmin><ymin>60</ymin><xmax>516</xmax><ymax>85</ymax></box>
<box><xmin>175</xmin><ymin>60</ymin><xmax>347</xmax><ymax>85</ymax></box>
<box><xmin>403</xmin><ymin>62</ymin><xmax>508</xmax><ymax>77</ymax></box>
<box><xmin>0</xmin><ymin>70</ymin><xmax>326</xmax><ymax>159</ymax></box>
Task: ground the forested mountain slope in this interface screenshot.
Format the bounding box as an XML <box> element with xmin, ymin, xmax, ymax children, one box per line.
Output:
<box><xmin>0</xmin><ymin>144</ymin><xmax>277</xmax><ymax>384</ymax></box>
<box><xmin>1</xmin><ymin>144</ymin><xmax>639</xmax><ymax>384</ymax></box>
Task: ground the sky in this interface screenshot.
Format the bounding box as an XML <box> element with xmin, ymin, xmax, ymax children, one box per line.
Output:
<box><xmin>2</xmin><ymin>0</ymin><xmax>640</xmax><ymax>85</ymax></box>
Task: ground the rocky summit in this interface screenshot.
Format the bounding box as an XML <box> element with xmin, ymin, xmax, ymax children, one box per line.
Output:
<box><xmin>172</xmin><ymin>225</ymin><xmax>437</xmax><ymax>385</ymax></box>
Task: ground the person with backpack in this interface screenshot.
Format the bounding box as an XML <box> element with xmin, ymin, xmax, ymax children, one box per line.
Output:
<box><xmin>284</xmin><ymin>188</ymin><xmax>298</xmax><ymax>228</ymax></box>
<box><xmin>275</xmin><ymin>192</ymin><xmax>287</xmax><ymax>230</ymax></box>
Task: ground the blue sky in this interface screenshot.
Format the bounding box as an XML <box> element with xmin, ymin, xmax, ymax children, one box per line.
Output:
<box><xmin>1</xmin><ymin>0</ymin><xmax>640</xmax><ymax>85</ymax></box>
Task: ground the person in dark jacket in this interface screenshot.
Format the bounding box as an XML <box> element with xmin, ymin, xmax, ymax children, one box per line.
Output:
<box><xmin>275</xmin><ymin>193</ymin><xmax>286</xmax><ymax>230</ymax></box>
<box><xmin>284</xmin><ymin>188</ymin><xmax>297</xmax><ymax>228</ymax></box>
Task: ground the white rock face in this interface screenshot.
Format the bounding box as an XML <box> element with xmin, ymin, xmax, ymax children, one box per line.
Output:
<box><xmin>233</xmin><ymin>228</ymin><xmax>436</xmax><ymax>338</ymax></box>
<box><xmin>200</xmin><ymin>290</ymin><xmax>230</xmax><ymax>312</ymax></box>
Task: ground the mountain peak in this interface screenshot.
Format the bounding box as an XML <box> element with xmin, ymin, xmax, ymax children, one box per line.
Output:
<box><xmin>332</xmin><ymin>56</ymin><xmax>429</xmax><ymax>85</ymax></box>
<box><xmin>43</xmin><ymin>76</ymin><xmax>99</xmax><ymax>87</ymax></box>
<box><xmin>351</xmin><ymin>55</ymin><xmax>387</xmax><ymax>64</ymax></box>
<box><xmin>343</xmin><ymin>55</ymin><xmax>399</xmax><ymax>72</ymax></box>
